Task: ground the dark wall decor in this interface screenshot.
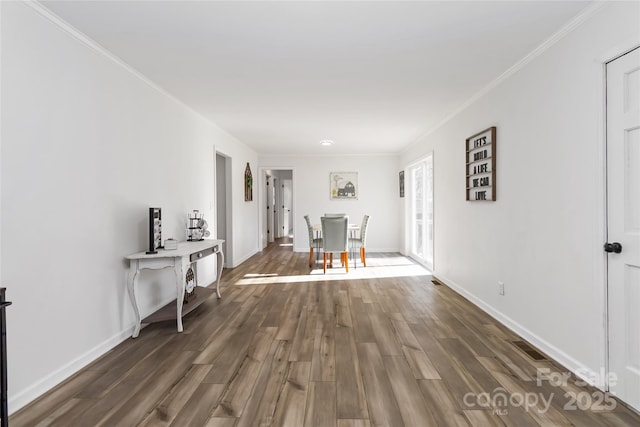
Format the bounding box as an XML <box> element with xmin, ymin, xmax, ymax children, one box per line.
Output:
<box><xmin>244</xmin><ymin>162</ymin><xmax>253</xmax><ymax>202</ymax></box>
<box><xmin>466</xmin><ymin>127</ymin><xmax>496</xmax><ymax>201</ymax></box>
<box><xmin>399</xmin><ymin>170</ymin><xmax>405</xmax><ymax>198</ymax></box>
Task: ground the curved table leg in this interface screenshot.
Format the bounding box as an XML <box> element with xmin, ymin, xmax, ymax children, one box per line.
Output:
<box><xmin>174</xmin><ymin>260</ymin><xmax>186</xmax><ymax>333</ymax></box>
<box><xmin>127</xmin><ymin>260</ymin><xmax>142</xmax><ymax>338</ymax></box>
<box><xmin>215</xmin><ymin>250</ymin><xmax>224</xmax><ymax>299</ymax></box>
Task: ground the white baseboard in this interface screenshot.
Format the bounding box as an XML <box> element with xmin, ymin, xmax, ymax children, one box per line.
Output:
<box><xmin>9</xmin><ymin>326</ymin><xmax>134</xmax><ymax>414</ymax></box>
<box><xmin>433</xmin><ymin>272</ymin><xmax>604</xmax><ymax>391</ymax></box>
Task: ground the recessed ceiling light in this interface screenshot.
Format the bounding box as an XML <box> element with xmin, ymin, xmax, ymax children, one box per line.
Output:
<box><xmin>320</xmin><ymin>140</ymin><xmax>334</xmax><ymax>146</ymax></box>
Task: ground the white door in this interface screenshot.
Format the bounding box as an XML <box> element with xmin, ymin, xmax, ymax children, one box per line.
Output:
<box><xmin>273</xmin><ymin>177</ymin><xmax>281</xmax><ymax>238</ymax></box>
<box><xmin>607</xmin><ymin>47</ymin><xmax>640</xmax><ymax>411</ymax></box>
<box><xmin>266</xmin><ymin>175</ymin><xmax>275</xmax><ymax>243</ymax></box>
<box><xmin>283</xmin><ymin>179</ymin><xmax>292</xmax><ymax>236</ymax></box>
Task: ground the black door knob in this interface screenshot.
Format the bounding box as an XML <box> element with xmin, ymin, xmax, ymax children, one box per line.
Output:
<box><xmin>603</xmin><ymin>242</ymin><xmax>622</xmax><ymax>253</ymax></box>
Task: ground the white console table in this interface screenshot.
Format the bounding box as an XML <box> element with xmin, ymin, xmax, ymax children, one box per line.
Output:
<box><xmin>125</xmin><ymin>239</ymin><xmax>224</xmax><ymax>338</ymax></box>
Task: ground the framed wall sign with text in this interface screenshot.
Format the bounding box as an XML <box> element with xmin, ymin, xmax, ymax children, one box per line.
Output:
<box><xmin>466</xmin><ymin>127</ymin><xmax>496</xmax><ymax>201</ymax></box>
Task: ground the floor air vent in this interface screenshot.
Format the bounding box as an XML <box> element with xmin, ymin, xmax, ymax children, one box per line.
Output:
<box><xmin>512</xmin><ymin>340</ymin><xmax>546</xmax><ymax>360</ymax></box>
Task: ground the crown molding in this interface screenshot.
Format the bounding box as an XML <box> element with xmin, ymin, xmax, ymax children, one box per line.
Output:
<box><xmin>402</xmin><ymin>1</ymin><xmax>606</xmax><ymax>155</ymax></box>
<box><xmin>24</xmin><ymin>1</ymin><xmax>177</xmax><ymax>109</ymax></box>
<box><xmin>22</xmin><ymin>0</ymin><xmax>245</xmax><ymax>146</ymax></box>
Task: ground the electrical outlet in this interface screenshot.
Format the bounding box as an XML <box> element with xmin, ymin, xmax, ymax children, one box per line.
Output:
<box><xmin>498</xmin><ymin>281</ymin><xmax>505</xmax><ymax>296</ymax></box>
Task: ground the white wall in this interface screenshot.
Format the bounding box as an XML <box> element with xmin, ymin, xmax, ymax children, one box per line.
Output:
<box><xmin>1</xmin><ymin>2</ymin><xmax>258</xmax><ymax>412</ymax></box>
<box><xmin>400</xmin><ymin>1</ymin><xmax>639</xmax><ymax>385</ymax></box>
<box><xmin>0</xmin><ymin>2</ymin><xmax>3</xmax><ymax>287</ymax></box>
<box><xmin>259</xmin><ymin>155</ymin><xmax>401</xmax><ymax>252</ymax></box>
<box><xmin>218</xmin><ymin>156</ymin><xmax>259</xmax><ymax>267</ymax></box>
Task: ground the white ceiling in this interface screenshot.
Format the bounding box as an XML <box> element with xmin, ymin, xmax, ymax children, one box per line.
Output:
<box><xmin>41</xmin><ymin>1</ymin><xmax>591</xmax><ymax>156</ymax></box>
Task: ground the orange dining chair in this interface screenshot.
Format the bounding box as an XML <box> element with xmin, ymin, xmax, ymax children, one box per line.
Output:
<box><xmin>321</xmin><ymin>215</ymin><xmax>349</xmax><ymax>274</ymax></box>
<box><xmin>350</xmin><ymin>215</ymin><xmax>370</xmax><ymax>267</ymax></box>
<box><xmin>304</xmin><ymin>215</ymin><xmax>322</xmax><ymax>268</ymax></box>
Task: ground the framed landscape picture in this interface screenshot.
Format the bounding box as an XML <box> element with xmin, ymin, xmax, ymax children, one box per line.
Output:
<box><xmin>330</xmin><ymin>172</ymin><xmax>358</xmax><ymax>200</ymax></box>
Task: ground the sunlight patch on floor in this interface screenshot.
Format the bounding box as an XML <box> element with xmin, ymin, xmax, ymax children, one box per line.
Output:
<box><xmin>244</xmin><ymin>273</ymin><xmax>278</xmax><ymax>278</ymax></box>
<box><xmin>234</xmin><ymin>254</ymin><xmax>430</xmax><ymax>286</ymax></box>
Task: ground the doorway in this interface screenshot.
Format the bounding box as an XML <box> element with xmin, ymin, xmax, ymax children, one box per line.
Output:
<box><xmin>216</xmin><ymin>152</ymin><xmax>232</xmax><ymax>267</ymax></box>
<box><xmin>266</xmin><ymin>174</ymin><xmax>276</xmax><ymax>243</ymax></box>
<box><xmin>606</xmin><ymin>47</ymin><xmax>640</xmax><ymax>412</ymax></box>
<box><xmin>260</xmin><ymin>168</ymin><xmax>294</xmax><ymax>250</ymax></box>
<box><xmin>407</xmin><ymin>154</ymin><xmax>434</xmax><ymax>271</ymax></box>
<box><xmin>282</xmin><ymin>179</ymin><xmax>293</xmax><ymax>237</ymax></box>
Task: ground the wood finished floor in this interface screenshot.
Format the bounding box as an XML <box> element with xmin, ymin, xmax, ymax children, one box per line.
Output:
<box><xmin>11</xmin><ymin>238</ymin><xmax>640</xmax><ymax>426</ymax></box>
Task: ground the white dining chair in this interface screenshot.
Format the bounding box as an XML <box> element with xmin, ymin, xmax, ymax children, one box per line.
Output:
<box><xmin>304</xmin><ymin>215</ymin><xmax>322</xmax><ymax>268</ymax></box>
<box><xmin>350</xmin><ymin>214</ymin><xmax>370</xmax><ymax>267</ymax></box>
<box><xmin>324</xmin><ymin>213</ymin><xmax>346</xmax><ymax>217</ymax></box>
<box><xmin>321</xmin><ymin>215</ymin><xmax>349</xmax><ymax>274</ymax></box>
